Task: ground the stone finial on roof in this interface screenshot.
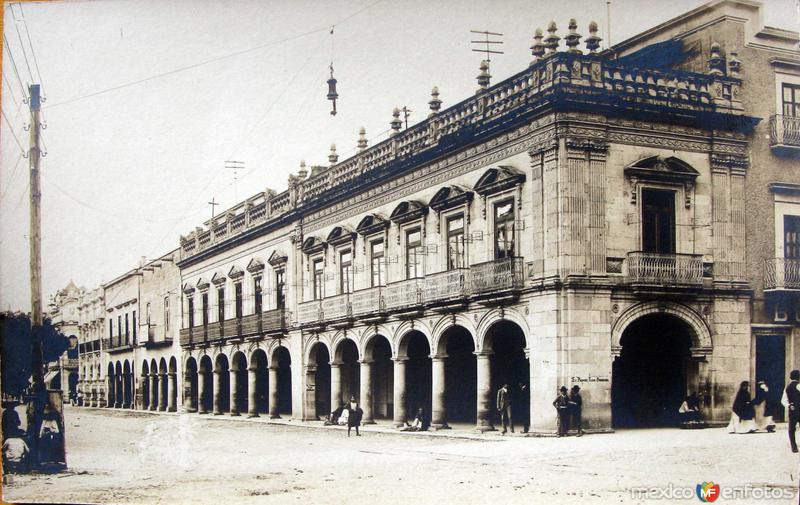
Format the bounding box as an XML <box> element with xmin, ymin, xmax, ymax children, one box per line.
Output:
<box><xmin>428</xmin><ymin>86</ymin><xmax>442</xmax><ymax>117</ymax></box>
<box><xmin>564</xmin><ymin>19</ymin><xmax>581</xmax><ymax>54</ymax></box>
<box><xmin>329</xmin><ymin>144</ymin><xmax>338</xmax><ymax>165</ymax></box>
<box><xmin>530</xmin><ymin>28</ymin><xmax>545</xmax><ymax>64</ymax></box>
<box><xmin>708</xmin><ymin>42</ymin><xmax>725</xmax><ymax>76</ymax></box>
<box><xmin>390</xmin><ymin>108</ymin><xmax>402</xmax><ymax>136</ymax></box>
<box><xmin>298</xmin><ymin>160</ymin><xmax>308</xmax><ymax>179</ymax></box>
<box><xmin>544</xmin><ymin>21</ymin><xmax>560</xmax><ymax>54</ymax></box>
<box><xmin>585</xmin><ymin>21</ymin><xmax>602</xmax><ymax>53</ymax></box>
<box><xmin>476</xmin><ymin>60</ymin><xmax>491</xmax><ymax>91</ymax></box>
<box><xmin>358</xmin><ymin>127</ymin><xmax>368</xmax><ymax>151</ymax></box>
<box><xmin>728</xmin><ymin>49</ymin><xmax>741</xmax><ymax>77</ymax></box>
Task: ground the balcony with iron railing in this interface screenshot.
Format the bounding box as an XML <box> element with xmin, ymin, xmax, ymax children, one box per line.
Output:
<box><xmin>384</xmin><ymin>278</ymin><xmax>423</xmax><ymax>312</ymax></box>
<box><xmin>142</xmin><ymin>325</ymin><xmax>173</xmax><ymax>349</ymax></box>
<box><xmin>178</xmin><ymin>309</ymin><xmax>287</xmax><ymax>347</ymax></box>
<box><xmin>351</xmin><ymin>286</ymin><xmax>385</xmax><ymax>318</ymax></box>
<box><xmin>102</xmin><ymin>336</ymin><xmax>133</xmax><ymax>353</ymax></box>
<box><xmin>624</xmin><ymin>252</ymin><xmax>704</xmax><ymax>287</ymax></box>
<box><xmin>764</xmin><ymin>258</ymin><xmax>800</xmax><ymax>291</ymax></box>
<box><xmin>423</xmin><ymin>269</ymin><xmax>470</xmax><ymax>305</ymax></box>
<box><xmin>470</xmin><ymin>257</ymin><xmax>525</xmax><ymax>296</ymax></box>
<box><xmin>770</xmin><ymin>115</ymin><xmax>800</xmax><ymax>155</ymax></box>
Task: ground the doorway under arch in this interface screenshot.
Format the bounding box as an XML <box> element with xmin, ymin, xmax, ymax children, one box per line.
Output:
<box><xmin>364</xmin><ymin>335</ymin><xmax>393</xmax><ymax>421</ymax></box>
<box><xmin>485</xmin><ymin>321</ymin><xmax>529</xmax><ymax>431</ymax></box>
<box><xmin>612</xmin><ymin>313</ymin><xmax>694</xmax><ymax>428</ymax></box>
<box><xmin>399</xmin><ymin>331</ymin><xmax>432</xmax><ymax>422</ymax></box>
<box><xmin>273</xmin><ymin>346</ymin><xmax>292</xmax><ymax>416</ymax></box>
<box><xmin>441</xmin><ymin>326</ymin><xmax>476</xmax><ymax>424</ymax></box>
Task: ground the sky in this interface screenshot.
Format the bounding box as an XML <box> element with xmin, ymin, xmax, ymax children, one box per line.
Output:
<box><xmin>1</xmin><ymin>0</ymin><xmax>797</xmax><ymax>311</ymax></box>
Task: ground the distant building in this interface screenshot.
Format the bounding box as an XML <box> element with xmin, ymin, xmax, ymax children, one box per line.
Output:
<box><xmin>48</xmin><ymin>281</ymin><xmax>80</xmax><ymax>401</ymax></box>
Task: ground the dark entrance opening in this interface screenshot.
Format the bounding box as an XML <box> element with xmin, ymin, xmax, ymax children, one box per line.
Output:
<box><xmin>612</xmin><ymin>314</ymin><xmax>692</xmax><ymax>428</ymax></box>
<box><xmin>184</xmin><ymin>358</ymin><xmax>197</xmax><ymax>412</ymax></box>
<box><xmin>368</xmin><ymin>336</ymin><xmax>393</xmax><ymax>420</ymax></box>
<box><xmin>250</xmin><ymin>350</ymin><xmax>268</xmax><ymax>414</ymax></box>
<box><xmin>215</xmin><ymin>355</ymin><xmax>230</xmax><ymax>413</ymax></box>
<box><xmin>443</xmin><ymin>326</ymin><xmax>476</xmax><ymax>424</ymax></box>
<box><xmin>756</xmin><ymin>334</ymin><xmax>786</xmax><ymax>422</ymax></box>
<box><xmin>199</xmin><ymin>356</ymin><xmax>213</xmax><ymax>413</ymax></box>
<box><xmin>404</xmin><ymin>331</ymin><xmax>432</xmax><ymax>419</ymax></box>
<box><xmin>487</xmin><ymin>321</ymin><xmax>529</xmax><ymax>430</ymax></box>
<box><xmin>312</xmin><ymin>344</ymin><xmax>331</xmax><ymax>419</ymax></box>
<box><xmin>274</xmin><ymin>347</ymin><xmax>292</xmax><ymax>415</ymax></box>
<box><xmin>338</xmin><ymin>339</ymin><xmax>360</xmax><ymax>403</ymax></box>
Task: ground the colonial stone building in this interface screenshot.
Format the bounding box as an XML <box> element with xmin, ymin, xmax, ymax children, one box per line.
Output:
<box><xmin>47</xmin><ymin>281</ymin><xmax>80</xmax><ymax>400</ymax></box>
<box><xmin>75</xmin><ymin>286</ymin><xmax>105</xmax><ymax>406</ymax></box>
<box><xmin>176</xmin><ymin>6</ymin><xmax>764</xmax><ymax>432</ymax></box>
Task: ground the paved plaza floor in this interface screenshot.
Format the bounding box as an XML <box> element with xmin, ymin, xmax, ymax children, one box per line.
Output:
<box><xmin>3</xmin><ymin>406</ymin><xmax>798</xmax><ymax>504</ymax></box>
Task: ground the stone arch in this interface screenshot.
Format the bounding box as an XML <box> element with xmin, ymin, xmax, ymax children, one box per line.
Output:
<box><xmin>431</xmin><ymin>314</ymin><xmax>477</xmax><ymax>356</ymax></box>
<box><xmin>476</xmin><ymin>308</ymin><xmax>532</xmax><ymax>353</ymax></box>
<box><xmin>611</xmin><ymin>301</ymin><xmax>712</xmax><ymax>357</ymax></box>
<box><xmin>330</xmin><ymin>331</ymin><xmax>360</xmax><ymax>362</ymax></box>
<box><xmin>249</xmin><ymin>348</ymin><xmax>269</xmax><ymax>416</ymax></box>
<box><xmin>362</xmin><ymin>333</ymin><xmax>393</xmax><ymax>361</ymax></box>
<box><xmin>183</xmin><ymin>356</ymin><xmax>198</xmax><ymax>413</ymax></box>
<box><xmin>395</xmin><ymin>326</ymin><xmax>433</xmax><ymax>359</ymax></box>
<box><xmin>305</xmin><ymin>338</ymin><xmax>332</xmax><ymax>364</ymax></box>
<box><xmin>230</xmin><ymin>351</ymin><xmax>248</xmax><ymax>415</ymax></box>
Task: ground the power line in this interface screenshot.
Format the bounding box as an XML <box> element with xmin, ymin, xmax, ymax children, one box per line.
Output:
<box><xmin>1</xmin><ymin>108</ymin><xmax>27</xmax><ymax>156</ymax></box>
<box><xmin>17</xmin><ymin>3</ymin><xmax>44</xmax><ymax>89</ymax></box>
<box><xmin>10</xmin><ymin>3</ymin><xmax>35</xmax><ymax>85</ymax></box>
<box><xmin>2</xmin><ymin>33</ymin><xmax>29</xmax><ymax>98</ymax></box>
<box><xmin>2</xmin><ymin>72</ymin><xmax>19</xmax><ymax>107</ymax></box>
<box><xmin>0</xmin><ymin>151</ymin><xmax>25</xmax><ymax>202</ymax></box>
<box><xmin>44</xmin><ymin>25</ymin><xmax>333</xmax><ymax>110</ymax></box>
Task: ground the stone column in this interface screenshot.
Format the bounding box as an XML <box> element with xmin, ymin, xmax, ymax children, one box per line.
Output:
<box><xmin>159</xmin><ymin>373</ymin><xmax>168</xmax><ymax>411</ymax></box>
<box><xmin>359</xmin><ymin>360</ymin><xmax>374</xmax><ymax>424</ymax></box>
<box><xmin>197</xmin><ymin>371</ymin><xmax>208</xmax><ymax>414</ymax></box>
<box><xmin>149</xmin><ymin>373</ymin><xmax>158</xmax><ymax>411</ymax></box>
<box><xmin>392</xmin><ymin>357</ymin><xmax>408</xmax><ymax>427</ymax></box>
<box><xmin>122</xmin><ymin>374</ymin><xmax>131</xmax><ymax>409</ymax></box>
<box><xmin>268</xmin><ymin>365</ymin><xmax>280</xmax><ymax>418</ymax></box>
<box><xmin>247</xmin><ymin>366</ymin><xmax>260</xmax><ymax>417</ymax></box>
<box><xmin>229</xmin><ymin>368</ymin><xmax>241</xmax><ymax>416</ymax></box>
<box><xmin>303</xmin><ymin>365</ymin><xmax>317</xmax><ymax>421</ymax></box>
<box><xmin>476</xmin><ymin>351</ymin><xmax>493</xmax><ymax>431</ymax></box>
<box><xmin>168</xmin><ymin>372</ymin><xmax>177</xmax><ymax>412</ymax></box>
<box><xmin>213</xmin><ymin>369</ymin><xmax>223</xmax><ymax>415</ymax></box>
<box><xmin>430</xmin><ymin>355</ymin><xmax>448</xmax><ymax>429</ymax></box>
<box><xmin>330</xmin><ymin>362</ymin><xmax>342</xmax><ymax>411</ymax></box>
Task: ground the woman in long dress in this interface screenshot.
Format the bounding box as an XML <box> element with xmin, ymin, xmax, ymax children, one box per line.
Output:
<box><xmin>727</xmin><ymin>381</ymin><xmax>756</xmax><ymax>434</ymax></box>
<box><xmin>753</xmin><ymin>381</ymin><xmax>776</xmax><ymax>432</ymax></box>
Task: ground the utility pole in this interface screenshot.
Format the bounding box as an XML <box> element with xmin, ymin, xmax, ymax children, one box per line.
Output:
<box><xmin>29</xmin><ymin>83</ymin><xmax>44</xmax><ymax>388</ymax></box>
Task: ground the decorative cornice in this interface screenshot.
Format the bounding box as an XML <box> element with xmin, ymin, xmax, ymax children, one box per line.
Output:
<box><xmin>768</xmin><ymin>182</ymin><xmax>800</xmax><ymax>195</ymax></box>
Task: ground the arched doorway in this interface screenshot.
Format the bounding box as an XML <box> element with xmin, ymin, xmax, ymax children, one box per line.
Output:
<box><xmin>307</xmin><ymin>343</ymin><xmax>331</xmax><ymax>420</ymax></box>
<box><xmin>272</xmin><ymin>347</ymin><xmax>292</xmax><ymax>417</ymax></box>
<box><xmin>231</xmin><ymin>352</ymin><xmax>248</xmax><ymax>416</ymax></box>
<box><xmin>250</xmin><ymin>350</ymin><xmax>268</xmax><ymax>416</ymax></box>
<box><xmin>168</xmin><ymin>357</ymin><xmax>178</xmax><ymax>412</ymax></box>
<box><xmin>149</xmin><ymin>359</ymin><xmax>159</xmax><ymax>411</ymax></box>
<box><xmin>140</xmin><ymin>361</ymin><xmax>150</xmax><ymax>410</ymax></box>
<box><xmin>398</xmin><ymin>331</ymin><xmax>432</xmax><ymax>424</ymax></box>
<box><xmin>214</xmin><ymin>354</ymin><xmax>231</xmax><ymax>415</ymax></box>
<box><xmin>115</xmin><ymin>362</ymin><xmax>123</xmax><ymax>408</ymax></box>
<box><xmin>198</xmin><ymin>355</ymin><xmax>213</xmax><ymax>414</ymax></box>
<box><xmin>107</xmin><ymin>362</ymin><xmax>115</xmax><ymax>408</ymax></box>
<box><xmin>334</xmin><ymin>339</ymin><xmax>360</xmax><ymax>404</ymax></box>
<box><xmin>123</xmin><ymin>360</ymin><xmax>133</xmax><ymax>409</ymax></box>
<box><xmin>440</xmin><ymin>326</ymin><xmax>476</xmax><ymax>425</ymax></box>
<box><xmin>612</xmin><ymin>314</ymin><xmax>693</xmax><ymax>428</ymax></box>
<box><xmin>364</xmin><ymin>335</ymin><xmax>393</xmax><ymax>422</ymax></box>
<box><xmin>158</xmin><ymin>358</ymin><xmax>168</xmax><ymax>411</ymax></box>
<box><xmin>184</xmin><ymin>357</ymin><xmax>198</xmax><ymax>412</ymax></box>
<box><xmin>485</xmin><ymin>321</ymin><xmax>529</xmax><ymax>431</ymax></box>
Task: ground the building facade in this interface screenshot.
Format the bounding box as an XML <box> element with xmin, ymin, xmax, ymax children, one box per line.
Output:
<box><xmin>76</xmin><ymin>286</ymin><xmax>105</xmax><ymax>406</ymax></box>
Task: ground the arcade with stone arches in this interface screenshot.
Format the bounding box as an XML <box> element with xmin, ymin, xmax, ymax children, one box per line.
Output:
<box><xmin>182</xmin><ymin>343</ymin><xmax>293</xmax><ymax>418</ymax></box>
<box><xmin>104</xmin><ymin>357</ymin><xmax>179</xmax><ymax>412</ymax></box>
<box><xmin>300</xmin><ymin>311</ymin><xmax>532</xmax><ymax>431</ymax></box>
<box><xmin>610</xmin><ymin>302</ymin><xmax>714</xmax><ymax>428</ymax></box>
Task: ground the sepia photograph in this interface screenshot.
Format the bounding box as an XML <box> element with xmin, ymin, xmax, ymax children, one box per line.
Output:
<box><xmin>1</xmin><ymin>0</ymin><xmax>799</xmax><ymax>503</ymax></box>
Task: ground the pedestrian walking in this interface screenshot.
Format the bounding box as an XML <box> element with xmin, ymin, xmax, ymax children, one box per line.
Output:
<box><xmin>569</xmin><ymin>385</ymin><xmax>584</xmax><ymax>436</ymax></box>
<box><xmin>497</xmin><ymin>383</ymin><xmax>514</xmax><ymax>434</ymax></box>
<box><xmin>783</xmin><ymin>369</ymin><xmax>800</xmax><ymax>452</ymax></box>
<box><xmin>753</xmin><ymin>381</ymin><xmax>776</xmax><ymax>433</ymax></box>
<box><xmin>347</xmin><ymin>396</ymin><xmax>363</xmax><ymax>437</ymax></box>
<box><xmin>553</xmin><ymin>386</ymin><xmax>570</xmax><ymax>437</ymax></box>
<box><xmin>727</xmin><ymin>381</ymin><xmax>756</xmax><ymax>434</ymax></box>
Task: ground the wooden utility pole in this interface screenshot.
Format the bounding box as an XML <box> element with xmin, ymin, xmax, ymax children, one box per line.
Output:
<box><xmin>29</xmin><ymin>83</ymin><xmax>44</xmax><ymax>389</ymax></box>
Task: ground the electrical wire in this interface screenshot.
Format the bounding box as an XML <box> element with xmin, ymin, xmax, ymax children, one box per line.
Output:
<box><xmin>2</xmin><ymin>72</ymin><xmax>19</xmax><ymax>108</ymax></box>
<box><xmin>17</xmin><ymin>3</ymin><xmax>45</xmax><ymax>90</ymax></box>
<box><xmin>1</xmin><ymin>108</ymin><xmax>27</xmax><ymax>156</ymax></box>
<box><xmin>2</xmin><ymin>33</ymin><xmax>29</xmax><ymax>98</ymax></box>
<box><xmin>0</xmin><ymin>151</ymin><xmax>25</xmax><ymax>202</ymax></box>
<box><xmin>10</xmin><ymin>4</ymin><xmax>35</xmax><ymax>85</ymax></box>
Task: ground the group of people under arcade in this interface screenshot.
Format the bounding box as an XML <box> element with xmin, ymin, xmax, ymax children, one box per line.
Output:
<box><xmin>325</xmin><ymin>396</ymin><xmax>364</xmax><ymax>436</ymax></box>
<box><xmin>552</xmin><ymin>385</ymin><xmax>584</xmax><ymax>437</ymax></box>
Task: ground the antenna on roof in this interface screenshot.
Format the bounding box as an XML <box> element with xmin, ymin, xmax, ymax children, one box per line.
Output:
<box><xmin>225</xmin><ymin>160</ymin><xmax>245</xmax><ymax>202</ymax></box>
<box><xmin>470</xmin><ymin>30</ymin><xmax>504</xmax><ymax>65</ymax></box>
<box><xmin>606</xmin><ymin>1</ymin><xmax>612</xmax><ymax>49</ymax></box>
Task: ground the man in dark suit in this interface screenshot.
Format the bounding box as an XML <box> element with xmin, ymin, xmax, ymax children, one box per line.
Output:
<box><xmin>785</xmin><ymin>370</ymin><xmax>800</xmax><ymax>453</ymax></box>
<box><xmin>497</xmin><ymin>383</ymin><xmax>514</xmax><ymax>434</ymax></box>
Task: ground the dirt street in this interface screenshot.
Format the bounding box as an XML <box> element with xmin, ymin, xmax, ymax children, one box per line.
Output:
<box><xmin>2</xmin><ymin>406</ymin><xmax>797</xmax><ymax>504</ymax></box>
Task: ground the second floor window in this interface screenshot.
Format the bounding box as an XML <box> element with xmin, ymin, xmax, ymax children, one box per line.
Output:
<box><xmin>202</xmin><ymin>292</ymin><xmax>209</xmax><ymax>327</ymax></box>
<box><xmin>217</xmin><ymin>286</ymin><xmax>225</xmax><ymax>322</ymax></box>
<box><xmin>785</xmin><ymin>215</ymin><xmax>800</xmax><ymax>259</ymax></box>
<box><xmin>164</xmin><ymin>296</ymin><xmax>170</xmax><ymax>333</ymax></box>
<box><xmin>371</xmin><ymin>240</ymin><xmax>386</xmax><ymax>287</ymax></box>
<box><xmin>234</xmin><ymin>282</ymin><xmax>243</xmax><ymax>319</ymax></box>
<box><xmin>313</xmin><ymin>259</ymin><xmax>324</xmax><ymax>300</ymax></box>
<box><xmin>494</xmin><ymin>200</ymin><xmax>516</xmax><ymax>259</ymax></box>
<box><xmin>117</xmin><ymin>315</ymin><xmax>122</xmax><ymax>339</ymax></box>
<box><xmin>783</xmin><ymin>83</ymin><xmax>800</xmax><ymax>117</ymax></box>
<box><xmin>276</xmin><ymin>269</ymin><xmax>286</xmax><ymax>309</ymax></box>
<box><xmin>642</xmin><ymin>188</ymin><xmax>676</xmax><ymax>254</ymax></box>
<box><xmin>132</xmin><ymin>311</ymin><xmax>137</xmax><ymax>342</ymax></box>
<box><xmin>447</xmin><ymin>215</ymin><xmax>465</xmax><ymax>269</ymax></box>
<box><xmin>187</xmin><ymin>297</ymin><xmax>194</xmax><ymax>328</ymax></box>
<box><xmin>340</xmin><ymin>250</ymin><xmax>353</xmax><ymax>294</ymax></box>
<box><xmin>254</xmin><ymin>277</ymin><xmax>262</xmax><ymax>314</ymax></box>
<box><xmin>124</xmin><ymin>313</ymin><xmax>130</xmax><ymax>343</ymax></box>
<box><xmin>406</xmin><ymin>228</ymin><xmax>423</xmax><ymax>279</ymax></box>
<box><xmin>108</xmin><ymin>318</ymin><xmax>113</xmax><ymax>339</ymax></box>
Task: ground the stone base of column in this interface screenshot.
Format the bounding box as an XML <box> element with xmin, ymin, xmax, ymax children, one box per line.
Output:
<box><xmin>230</xmin><ymin>411</ymin><xmax>240</xmax><ymax>417</ymax></box>
<box><xmin>247</xmin><ymin>412</ymin><xmax>260</xmax><ymax>418</ymax></box>
<box><xmin>429</xmin><ymin>423</ymin><xmax>451</xmax><ymax>431</ymax></box>
<box><xmin>475</xmin><ymin>422</ymin><xmax>496</xmax><ymax>433</ymax></box>
<box><xmin>168</xmin><ymin>406</ymin><xmax>177</xmax><ymax>412</ymax></box>
<box><xmin>269</xmin><ymin>413</ymin><xmax>281</xmax><ymax>419</ymax></box>
<box><xmin>184</xmin><ymin>407</ymin><xmax>198</xmax><ymax>414</ymax></box>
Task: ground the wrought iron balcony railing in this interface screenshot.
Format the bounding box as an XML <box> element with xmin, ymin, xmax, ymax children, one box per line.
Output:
<box><xmin>470</xmin><ymin>257</ymin><xmax>525</xmax><ymax>295</ymax></box>
<box><xmin>322</xmin><ymin>293</ymin><xmax>350</xmax><ymax>320</ymax></box>
<box><xmin>102</xmin><ymin>337</ymin><xmax>133</xmax><ymax>353</ymax></box>
<box><xmin>423</xmin><ymin>269</ymin><xmax>470</xmax><ymax>304</ymax></box>
<box><xmin>351</xmin><ymin>286</ymin><xmax>384</xmax><ymax>317</ymax></box>
<box><xmin>624</xmin><ymin>252</ymin><xmax>703</xmax><ymax>286</ymax></box>
<box><xmin>384</xmin><ymin>278</ymin><xmax>423</xmax><ymax>311</ymax></box>
<box><xmin>297</xmin><ymin>300</ymin><xmax>322</xmax><ymax>325</ymax></box>
<box><xmin>770</xmin><ymin>115</ymin><xmax>800</xmax><ymax>153</ymax></box>
<box><xmin>764</xmin><ymin>258</ymin><xmax>800</xmax><ymax>290</ymax></box>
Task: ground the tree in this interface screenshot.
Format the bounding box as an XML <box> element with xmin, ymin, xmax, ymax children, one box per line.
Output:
<box><xmin>0</xmin><ymin>312</ymin><xmax>69</xmax><ymax>397</ymax></box>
